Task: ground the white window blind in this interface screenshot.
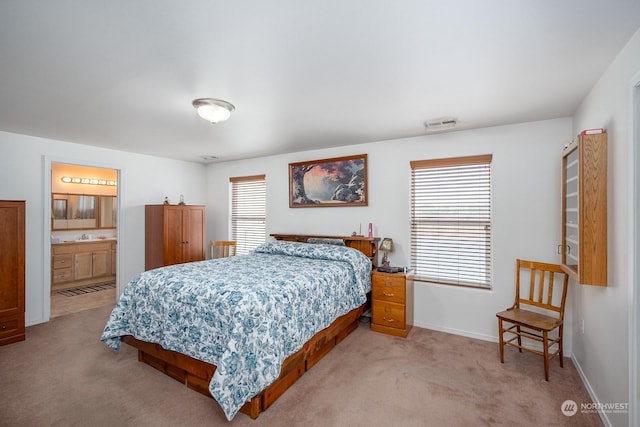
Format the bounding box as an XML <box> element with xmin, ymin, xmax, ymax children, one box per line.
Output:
<box><xmin>230</xmin><ymin>175</ymin><xmax>266</xmax><ymax>255</ymax></box>
<box><xmin>410</xmin><ymin>155</ymin><xmax>492</xmax><ymax>288</ymax></box>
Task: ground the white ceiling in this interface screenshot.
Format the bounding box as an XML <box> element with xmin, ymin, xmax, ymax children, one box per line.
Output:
<box><xmin>1</xmin><ymin>1</ymin><xmax>640</xmax><ymax>163</ymax></box>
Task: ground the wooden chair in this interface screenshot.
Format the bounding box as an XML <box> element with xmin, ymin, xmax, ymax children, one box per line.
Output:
<box><xmin>496</xmin><ymin>259</ymin><xmax>569</xmax><ymax>381</ymax></box>
<box><xmin>209</xmin><ymin>240</ymin><xmax>237</xmax><ymax>259</ymax></box>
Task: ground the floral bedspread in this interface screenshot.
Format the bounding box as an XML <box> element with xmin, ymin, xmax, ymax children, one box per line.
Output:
<box><xmin>101</xmin><ymin>241</ymin><xmax>371</xmax><ymax>420</ymax></box>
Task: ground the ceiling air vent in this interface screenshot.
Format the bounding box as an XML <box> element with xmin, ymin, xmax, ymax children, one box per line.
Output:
<box><xmin>424</xmin><ymin>117</ymin><xmax>457</xmax><ymax>132</ymax></box>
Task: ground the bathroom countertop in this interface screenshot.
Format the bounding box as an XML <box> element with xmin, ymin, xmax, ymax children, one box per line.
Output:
<box><xmin>52</xmin><ymin>237</ymin><xmax>117</xmax><ymax>245</ymax></box>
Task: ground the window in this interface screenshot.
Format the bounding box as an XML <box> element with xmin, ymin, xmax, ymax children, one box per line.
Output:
<box><xmin>230</xmin><ymin>175</ymin><xmax>266</xmax><ymax>255</ymax></box>
<box><xmin>410</xmin><ymin>155</ymin><xmax>492</xmax><ymax>288</ymax></box>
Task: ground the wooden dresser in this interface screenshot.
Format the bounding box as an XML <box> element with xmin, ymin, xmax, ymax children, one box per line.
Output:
<box><xmin>371</xmin><ymin>270</ymin><xmax>414</xmax><ymax>338</ymax></box>
<box><xmin>145</xmin><ymin>205</ymin><xmax>206</xmax><ymax>270</ymax></box>
<box><xmin>0</xmin><ymin>200</ymin><xmax>26</xmax><ymax>345</ymax></box>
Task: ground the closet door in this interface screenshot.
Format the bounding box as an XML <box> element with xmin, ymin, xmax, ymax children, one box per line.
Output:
<box><xmin>0</xmin><ymin>200</ymin><xmax>25</xmax><ymax>345</ymax></box>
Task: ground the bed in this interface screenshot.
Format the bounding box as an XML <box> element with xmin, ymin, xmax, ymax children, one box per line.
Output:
<box><xmin>101</xmin><ymin>237</ymin><xmax>373</xmax><ymax>420</ymax></box>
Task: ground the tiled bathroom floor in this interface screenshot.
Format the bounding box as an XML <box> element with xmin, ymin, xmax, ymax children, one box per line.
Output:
<box><xmin>51</xmin><ymin>286</ymin><xmax>116</xmax><ymax>318</ymax></box>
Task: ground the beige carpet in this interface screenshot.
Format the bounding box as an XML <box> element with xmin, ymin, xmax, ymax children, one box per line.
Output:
<box><xmin>0</xmin><ymin>305</ymin><xmax>601</xmax><ymax>426</ymax></box>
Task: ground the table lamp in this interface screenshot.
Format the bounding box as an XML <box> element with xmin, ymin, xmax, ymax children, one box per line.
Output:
<box><xmin>379</xmin><ymin>238</ymin><xmax>393</xmax><ymax>267</ymax></box>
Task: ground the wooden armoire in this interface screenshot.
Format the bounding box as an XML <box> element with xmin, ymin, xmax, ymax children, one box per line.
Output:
<box><xmin>0</xmin><ymin>200</ymin><xmax>26</xmax><ymax>345</ymax></box>
<box><xmin>145</xmin><ymin>205</ymin><xmax>206</xmax><ymax>270</ymax></box>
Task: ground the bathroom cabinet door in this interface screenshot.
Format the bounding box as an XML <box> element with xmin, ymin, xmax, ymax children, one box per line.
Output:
<box><xmin>92</xmin><ymin>250</ymin><xmax>110</xmax><ymax>277</ymax></box>
<box><xmin>74</xmin><ymin>252</ymin><xmax>93</xmax><ymax>280</ymax></box>
<box><xmin>111</xmin><ymin>242</ymin><xmax>117</xmax><ymax>276</ymax></box>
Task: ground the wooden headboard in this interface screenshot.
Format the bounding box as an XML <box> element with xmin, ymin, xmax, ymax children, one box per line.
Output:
<box><xmin>270</xmin><ymin>233</ymin><xmax>380</xmax><ymax>268</ymax></box>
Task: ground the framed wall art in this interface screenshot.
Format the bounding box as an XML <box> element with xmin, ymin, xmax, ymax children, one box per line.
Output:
<box><xmin>289</xmin><ymin>154</ymin><xmax>368</xmax><ymax>208</ymax></box>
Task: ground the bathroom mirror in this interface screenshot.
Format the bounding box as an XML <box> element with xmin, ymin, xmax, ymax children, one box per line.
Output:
<box><xmin>52</xmin><ymin>194</ymin><xmax>98</xmax><ymax>230</ymax></box>
<box><xmin>99</xmin><ymin>196</ymin><xmax>117</xmax><ymax>228</ymax></box>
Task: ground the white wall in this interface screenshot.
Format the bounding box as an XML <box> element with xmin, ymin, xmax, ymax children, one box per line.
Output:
<box><xmin>206</xmin><ymin>118</ymin><xmax>572</xmax><ymax>348</ymax></box>
<box><xmin>571</xmin><ymin>27</ymin><xmax>640</xmax><ymax>427</ymax></box>
<box><xmin>0</xmin><ymin>131</ymin><xmax>207</xmax><ymax>326</ymax></box>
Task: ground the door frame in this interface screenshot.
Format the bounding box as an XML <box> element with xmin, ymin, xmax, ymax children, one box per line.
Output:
<box><xmin>43</xmin><ymin>156</ymin><xmax>124</xmax><ymax>321</ymax></box>
<box><xmin>629</xmin><ymin>69</ymin><xmax>640</xmax><ymax>427</ymax></box>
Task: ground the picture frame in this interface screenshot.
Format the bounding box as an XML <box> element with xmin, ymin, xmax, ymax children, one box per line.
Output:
<box><xmin>289</xmin><ymin>154</ymin><xmax>368</xmax><ymax>208</ymax></box>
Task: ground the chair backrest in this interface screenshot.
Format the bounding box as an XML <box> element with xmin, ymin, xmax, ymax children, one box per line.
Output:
<box><xmin>514</xmin><ymin>259</ymin><xmax>570</xmax><ymax>321</ymax></box>
<box><xmin>210</xmin><ymin>240</ymin><xmax>237</xmax><ymax>259</ymax></box>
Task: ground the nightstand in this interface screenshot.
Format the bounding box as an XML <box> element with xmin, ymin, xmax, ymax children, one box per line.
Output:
<box><xmin>371</xmin><ymin>270</ymin><xmax>414</xmax><ymax>337</ymax></box>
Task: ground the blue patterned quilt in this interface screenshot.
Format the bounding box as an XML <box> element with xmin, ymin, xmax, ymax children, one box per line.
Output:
<box><xmin>101</xmin><ymin>241</ymin><xmax>371</xmax><ymax>420</ymax></box>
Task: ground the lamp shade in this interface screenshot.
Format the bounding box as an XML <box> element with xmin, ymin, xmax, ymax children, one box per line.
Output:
<box><xmin>192</xmin><ymin>98</ymin><xmax>235</xmax><ymax>123</ymax></box>
<box><xmin>379</xmin><ymin>238</ymin><xmax>393</xmax><ymax>252</ymax></box>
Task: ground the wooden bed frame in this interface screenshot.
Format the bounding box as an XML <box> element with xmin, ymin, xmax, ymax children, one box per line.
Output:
<box><xmin>121</xmin><ymin>234</ymin><xmax>372</xmax><ymax>419</ymax></box>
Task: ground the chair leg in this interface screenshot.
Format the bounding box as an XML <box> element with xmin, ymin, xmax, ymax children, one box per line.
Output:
<box><xmin>559</xmin><ymin>325</ymin><xmax>564</xmax><ymax>368</ymax></box>
<box><xmin>516</xmin><ymin>325</ymin><xmax>522</xmax><ymax>352</ymax></box>
<box><xmin>543</xmin><ymin>330</ymin><xmax>550</xmax><ymax>381</ymax></box>
<box><xmin>498</xmin><ymin>318</ymin><xmax>505</xmax><ymax>363</ymax></box>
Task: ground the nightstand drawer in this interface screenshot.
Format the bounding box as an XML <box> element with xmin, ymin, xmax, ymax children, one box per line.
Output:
<box><xmin>372</xmin><ymin>275</ymin><xmax>406</xmax><ymax>304</ymax></box>
<box><xmin>372</xmin><ymin>301</ymin><xmax>406</xmax><ymax>329</ymax></box>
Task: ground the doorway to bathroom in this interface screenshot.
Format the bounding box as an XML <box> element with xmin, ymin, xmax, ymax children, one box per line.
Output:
<box><xmin>49</xmin><ymin>162</ymin><xmax>119</xmax><ymax>318</ymax></box>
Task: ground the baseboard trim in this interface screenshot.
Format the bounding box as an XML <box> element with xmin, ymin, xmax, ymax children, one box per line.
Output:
<box><xmin>413</xmin><ymin>321</ymin><xmax>499</xmax><ymax>344</ymax></box>
<box><xmin>412</xmin><ymin>321</ymin><xmax>569</xmax><ymax>356</ymax></box>
<box><xmin>570</xmin><ymin>353</ymin><xmax>611</xmax><ymax>427</ymax></box>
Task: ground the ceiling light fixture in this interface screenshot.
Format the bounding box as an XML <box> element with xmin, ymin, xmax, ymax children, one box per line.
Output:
<box><xmin>192</xmin><ymin>98</ymin><xmax>235</xmax><ymax>123</ymax></box>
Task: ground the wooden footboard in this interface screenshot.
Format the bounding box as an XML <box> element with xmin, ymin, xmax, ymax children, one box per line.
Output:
<box><xmin>122</xmin><ymin>304</ymin><xmax>364</xmax><ymax>420</ymax></box>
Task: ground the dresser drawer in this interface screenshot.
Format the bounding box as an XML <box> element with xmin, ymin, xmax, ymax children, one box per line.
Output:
<box><xmin>372</xmin><ymin>274</ymin><xmax>406</xmax><ymax>304</ymax></box>
<box><xmin>53</xmin><ymin>254</ymin><xmax>72</xmax><ymax>269</ymax></box>
<box><xmin>372</xmin><ymin>301</ymin><xmax>406</xmax><ymax>329</ymax></box>
<box><xmin>0</xmin><ymin>314</ymin><xmax>24</xmax><ymax>344</ymax></box>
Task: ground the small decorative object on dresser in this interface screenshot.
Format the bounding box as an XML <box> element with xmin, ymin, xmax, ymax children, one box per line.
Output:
<box><xmin>371</xmin><ymin>269</ymin><xmax>414</xmax><ymax>338</ymax></box>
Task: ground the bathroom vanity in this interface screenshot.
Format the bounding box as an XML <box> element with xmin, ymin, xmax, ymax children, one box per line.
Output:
<box><xmin>51</xmin><ymin>239</ymin><xmax>116</xmax><ymax>291</ymax></box>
